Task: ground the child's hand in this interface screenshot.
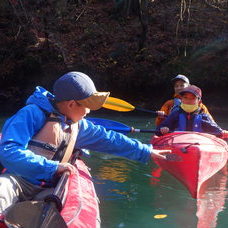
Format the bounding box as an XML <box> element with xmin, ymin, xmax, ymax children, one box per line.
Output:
<box><xmin>160</xmin><ymin>127</ymin><xmax>169</xmax><ymax>135</ymax></box>
<box><xmin>156</xmin><ymin>111</ymin><xmax>165</xmax><ymax>117</ymax></box>
<box><xmin>222</xmin><ymin>130</ymin><xmax>228</xmax><ymax>139</ymax></box>
<box><xmin>57</xmin><ymin>162</ymin><xmax>77</xmax><ymax>175</ymax></box>
<box><xmin>151</xmin><ymin>149</ymin><xmax>181</xmax><ymax>161</ymax></box>
<box><xmin>151</xmin><ymin>149</ymin><xmax>171</xmax><ymax>160</ymax></box>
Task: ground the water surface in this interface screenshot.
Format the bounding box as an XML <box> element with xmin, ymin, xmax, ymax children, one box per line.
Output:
<box><xmin>1</xmin><ymin>112</ymin><xmax>228</xmax><ymax>228</ymax></box>
<box><xmin>85</xmin><ymin>112</ymin><xmax>228</xmax><ymax>228</ymax></box>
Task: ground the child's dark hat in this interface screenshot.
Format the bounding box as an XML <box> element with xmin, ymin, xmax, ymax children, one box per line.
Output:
<box><xmin>53</xmin><ymin>72</ymin><xmax>110</xmax><ymax>110</ymax></box>
<box><xmin>179</xmin><ymin>85</ymin><xmax>202</xmax><ymax>99</ymax></box>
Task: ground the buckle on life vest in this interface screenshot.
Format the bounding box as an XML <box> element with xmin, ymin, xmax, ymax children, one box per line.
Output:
<box><xmin>29</xmin><ymin>140</ymin><xmax>58</xmax><ymax>153</ymax></box>
<box><xmin>43</xmin><ymin>143</ymin><xmax>57</xmax><ymax>152</ymax></box>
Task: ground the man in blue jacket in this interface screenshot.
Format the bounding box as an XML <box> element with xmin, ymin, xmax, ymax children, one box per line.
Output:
<box><xmin>0</xmin><ymin>71</ymin><xmax>169</xmax><ymax>217</ymax></box>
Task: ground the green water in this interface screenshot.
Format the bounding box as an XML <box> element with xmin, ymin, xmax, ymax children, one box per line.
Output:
<box><xmin>84</xmin><ymin>112</ymin><xmax>228</xmax><ymax>228</ymax></box>
<box><xmin>1</xmin><ymin>112</ymin><xmax>228</xmax><ymax>228</ymax></box>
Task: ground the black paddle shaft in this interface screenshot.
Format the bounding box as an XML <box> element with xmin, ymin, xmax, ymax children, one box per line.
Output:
<box><xmin>39</xmin><ymin>150</ymin><xmax>80</xmax><ymax>227</ymax></box>
<box><xmin>135</xmin><ymin>107</ymin><xmax>167</xmax><ymax>117</ymax></box>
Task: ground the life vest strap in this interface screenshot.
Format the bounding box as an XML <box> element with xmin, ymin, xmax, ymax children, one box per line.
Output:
<box><xmin>29</xmin><ymin>140</ymin><xmax>58</xmax><ymax>153</ymax></box>
<box><xmin>52</xmin><ymin>140</ymin><xmax>67</xmax><ymax>161</ymax></box>
<box><xmin>46</xmin><ymin>117</ymin><xmax>62</xmax><ymax>122</ymax></box>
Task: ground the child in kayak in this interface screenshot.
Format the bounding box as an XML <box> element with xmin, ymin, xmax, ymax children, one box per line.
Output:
<box><xmin>0</xmin><ymin>71</ymin><xmax>170</xmax><ymax>221</ymax></box>
<box><xmin>155</xmin><ymin>74</ymin><xmax>212</xmax><ymax>126</ymax></box>
<box><xmin>156</xmin><ymin>84</ymin><xmax>228</xmax><ymax>138</ymax></box>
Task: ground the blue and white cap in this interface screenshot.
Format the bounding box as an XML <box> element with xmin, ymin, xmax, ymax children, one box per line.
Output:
<box><xmin>53</xmin><ymin>72</ymin><xmax>110</xmax><ymax>110</ymax></box>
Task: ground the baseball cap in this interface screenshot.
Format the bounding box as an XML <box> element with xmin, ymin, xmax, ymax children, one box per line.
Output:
<box><xmin>171</xmin><ymin>74</ymin><xmax>190</xmax><ymax>84</ymax></box>
<box><xmin>53</xmin><ymin>72</ymin><xmax>110</xmax><ymax>110</ymax></box>
<box><xmin>179</xmin><ymin>85</ymin><xmax>202</xmax><ymax>99</ymax></box>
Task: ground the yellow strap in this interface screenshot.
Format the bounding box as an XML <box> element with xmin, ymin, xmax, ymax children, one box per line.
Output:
<box><xmin>102</xmin><ymin>97</ymin><xmax>135</xmax><ymax>112</ymax></box>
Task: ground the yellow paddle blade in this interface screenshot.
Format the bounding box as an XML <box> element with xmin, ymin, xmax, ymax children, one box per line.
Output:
<box><xmin>102</xmin><ymin>97</ymin><xmax>135</xmax><ymax>112</ymax></box>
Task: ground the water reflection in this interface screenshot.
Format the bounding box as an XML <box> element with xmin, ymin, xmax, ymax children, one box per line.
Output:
<box><xmin>97</xmin><ymin>160</ymin><xmax>130</xmax><ymax>183</ymax></box>
<box><xmin>152</xmin><ymin>165</ymin><xmax>228</xmax><ymax>228</ymax></box>
<box><xmin>89</xmin><ymin>152</ymin><xmax>228</xmax><ymax>228</ymax></box>
<box><xmin>94</xmin><ymin>159</ymin><xmax>144</xmax><ymax>202</ymax></box>
<box><xmin>150</xmin><ymin>167</ymin><xmax>163</xmax><ymax>185</ymax></box>
<box><xmin>196</xmin><ymin>166</ymin><xmax>228</xmax><ymax>228</ymax></box>
<box><xmin>149</xmin><ymin>167</ymin><xmax>198</xmax><ymax>228</ymax></box>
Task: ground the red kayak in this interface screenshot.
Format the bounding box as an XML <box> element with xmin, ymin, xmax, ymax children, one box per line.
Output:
<box><xmin>0</xmin><ymin>157</ymin><xmax>100</xmax><ymax>228</ymax></box>
<box><xmin>151</xmin><ymin>132</ymin><xmax>228</xmax><ymax>198</ymax></box>
<box><xmin>61</xmin><ymin>158</ymin><xmax>100</xmax><ymax>228</ymax></box>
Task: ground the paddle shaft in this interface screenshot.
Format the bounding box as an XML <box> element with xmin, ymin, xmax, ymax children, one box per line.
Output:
<box><xmin>87</xmin><ymin>117</ymin><xmax>223</xmax><ymax>137</ymax></box>
<box><xmin>87</xmin><ymin>117</ymin><xmax>160</xmax><ymax>134</ymax></box>
<box><xmin>132</xmin><ymin>128</ymin><xmax>222</xmax><ymax>136</ymax></box>
<box><xmin>132</xmin><ymin>128</ymin><xmax>158</xmax><ymax>133</ymax></box>
<box><xmin>54</xmin><ymin>172</ymin><xmax>69</xmax><ymax>205</ymax></box>
<box><xmin>135</xmin><ymin>107</ymin><xmax>165</xmax><ymax>115</ymax></box>
<box><xmin>52</xmin><ymin>151</ymin><xmax>81</xmax><ymax>201</ymax></box>
<box><xmin>39</xmin><ymin>172</ymin><xmax>69</xmax><ymax>228</ymax></box>
<box><xmin>39</xmin><ymin>151</ymin><xmax>80</xmax><ymax>228</ymax></box>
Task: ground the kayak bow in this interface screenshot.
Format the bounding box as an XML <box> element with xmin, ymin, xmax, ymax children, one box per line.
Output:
<box><xmin>151</xmin><ymin>132</ymin><xmax>228</xmax><ymax>198</ymax></box>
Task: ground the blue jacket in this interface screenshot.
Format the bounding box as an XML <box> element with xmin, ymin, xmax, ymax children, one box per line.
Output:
<box><xmin>156</xmin><ymin>107</ymin><xmax>223</xmax><ymax>136</ymax></box>
<box><xmin>0</xmin><ymin>87</ymin><xmax>152</xmax><ymax>185</ymax></box>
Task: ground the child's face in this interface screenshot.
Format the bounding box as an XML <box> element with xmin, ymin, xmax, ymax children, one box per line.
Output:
<box><xmin>181</xmin><ymin>93</ymin><xmax>199</xmax><ymax>105</ymax></box>
<box><xmin>174</xmin><ymin>80</ymin><xmax>189</xmax><ymax>94</ymax></box>
<box><xmin>57</xmin><ymin>100</ymin><xmax>90</xmax><ymax>122</ymax></box>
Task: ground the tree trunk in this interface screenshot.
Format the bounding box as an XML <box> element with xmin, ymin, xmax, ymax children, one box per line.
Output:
<box><xmin>138</xmin><ymin>0</ymin><xmax>148</xmax><ymax>50</ymax></box>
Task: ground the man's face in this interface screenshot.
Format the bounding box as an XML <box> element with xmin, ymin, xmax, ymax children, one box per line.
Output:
<box><xmin>174</xmin><ymin>80</ymin><xmax>189</xmax><ymax>94</ymax></box>
<box><xmin>57</xmin><ymin>100</ymin><xmax>90</xmax><ymax>122</ymax></box>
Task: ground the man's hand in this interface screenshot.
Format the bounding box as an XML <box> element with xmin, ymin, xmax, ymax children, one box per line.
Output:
<box><xmin>56</xmin><ymin>162</ymin><xmax>77</xmax><ymax>175</ymax></box>
<box><xmin>160</xmin><ymin>127</ymin><xmax>170</xmax><ymax>135</ymax></box>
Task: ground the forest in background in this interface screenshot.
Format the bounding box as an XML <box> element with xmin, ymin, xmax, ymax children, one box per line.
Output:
<box><xmin>0</xmin><ymin>0</ymin><xmax>227</xmax><ymax>114</ymax></box>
